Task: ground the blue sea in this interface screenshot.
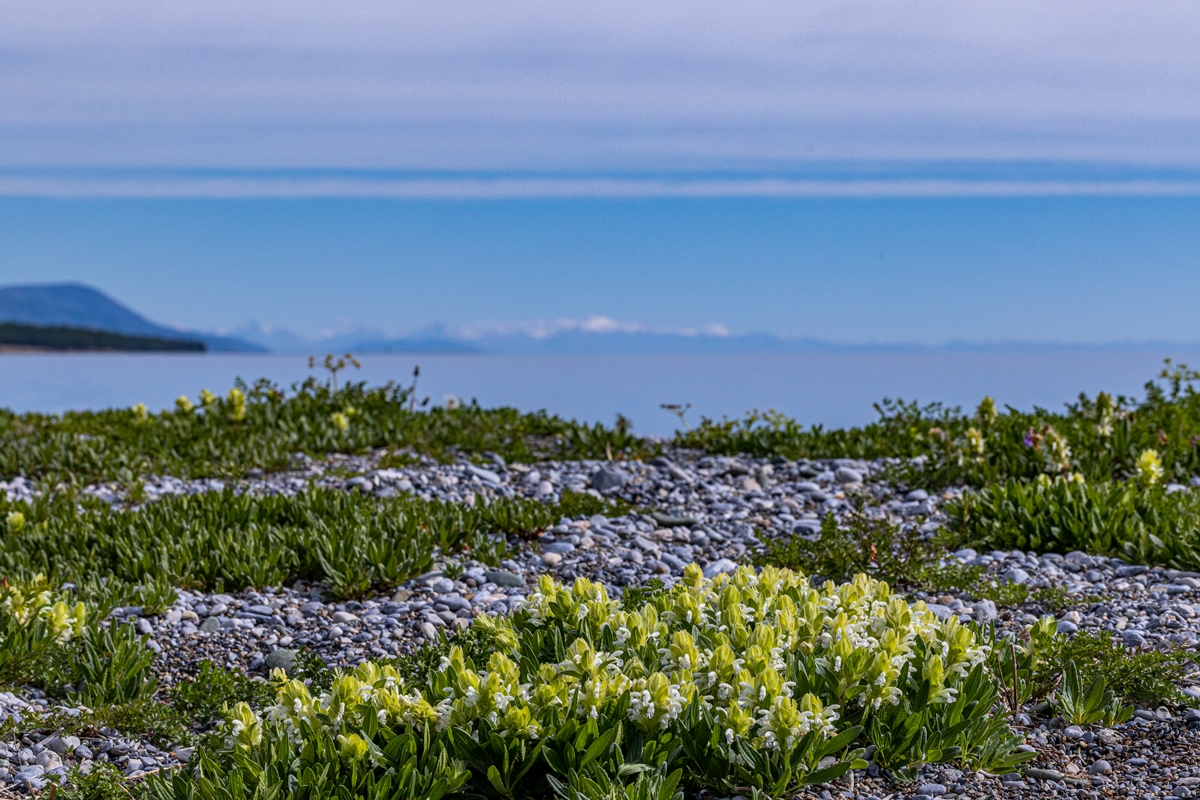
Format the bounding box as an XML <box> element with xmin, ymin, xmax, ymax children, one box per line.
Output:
<box><xmin>3</xmin><ymin>348</ymin><xmax>1199</xmax><ymax>437</ymax></box>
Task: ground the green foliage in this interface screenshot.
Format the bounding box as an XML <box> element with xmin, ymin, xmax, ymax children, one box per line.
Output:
<box><xmin>58</xmin><ymin>762</ymin><xmax>139</xmax><ymax>800</ymax></box>
<box><xmin>0</xmin><ymin>377</ymin><xmax>651</xmax><ymax>485</ymax></box>
<box><xmin>550</xmin><ymin>764</ymin><xmax>684</xmax><ymax>800</ymax></box>
<box><xmin>674</xmin><ymin>360</ymin><xmax>1200</xmax><ymax>488</ymax></box>
<box><xmin>752</xmin><ymin>510</ymin><xmax>924</xmax><ymax>585</ymax></box>
<box><xmin>0</xmin><ymin>574</ymin><xmax>88</xmax><ymax>688</ymax></box>
<box><xmin>170</xmin><ymin>661</ymin><xmax>276</xmax><ymax>730</ymax></box>
<box><xmin>381</xmin><ymin>624</ymin><xmax>501</xmax><ymax>687</ymax></box>
<box><xmin>45</xmin><ymin>698</ymin><xmax>193</xmax><ymax>748</ymax></box>
<box><xmin>1051</xmin><ymin>661</ymin><xmax>1133</xmax><ymax>726</ymax></box>
<box><xmin>947</xmin><ymin>476</ymin><xmax>1200</xmax><ymax>569</ymax></box>
<box><xmin>158</xmin><ymin>567</ymin><xmax>1030</xmax><ymax>800</ymax></box>
<box><xmin>133</xmin><ymin>576</ymin><xmax>179</xmax><ymax>617</ymax></box>
<box><xmin>985</xmin><ymin>617</ymin><xmax>1063</xmax><ymax>711</ymax></box>
<box><xmin>1047</xmin><ymin>630</ymin><xmax>1200</xmax><ymax>706</ymax></box>
<box><xmin>0</xmin><ymin>488</ymin><xmax>619</xmax><ymax>599</ymax></box>
<box><xmin>72</xmin><ymin>622</ymin><xmax>159</xmax><ymax>705</ymax></box>
<box><xmin>619</xmin><ymin>578</ymin><xmax>667</xmax><ymax>612</ymax></box>
<box><xmin>753</xmin><ymin>510</ymin><xmax>1075</xmax><ymax>612</ymax></box>
<box><xmin>868</xmin><ymin>656</ymin><xmax>1033</xmax><ymax>781</ymax></box>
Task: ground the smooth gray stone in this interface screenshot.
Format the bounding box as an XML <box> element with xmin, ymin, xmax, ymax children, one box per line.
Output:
<box><xmin>1122</xmin><ymin>630</ymin><xmax>1147</xmax><ymax>647</ymax></box>
<box><xmin>589</xmin><ymin>468</ymin><xmax>627</xmax><ymax>493</ymax></box>
<box><xmin>650</xmin><ymin>511</ymin><xmax>698</xmax><ymax>527</ymax></box>
<box><xmin>834</xmin><ymin>467</ymin><xmax>863</xmax><ymax>485</ymax></box>
<box><xmin>1004</xmin><ymin>567</ymin><xmax>1031</xmax><ymax>584</ymax></box>
<box><xmin>264</xmin><ymin>648</ymin><xmax>298</xmax><ymax>675</ymax></box>
<box><xmin>483</xmin><ymin>570</ymin><xmax>524</xmax><ymax>587</ymax></box>
<box><xmin>660</xmin><ymin>553</ymin><xmax>687</xmax><ymax>572</ymax></box>
<box><xmin>1027</xmin><ymin>768</ymin><xmax>1065</xmax><ymax>781</ymax></box>
<box><xmin>702</xmin><ymin>558</ymin><xmax>738</xmax><ymax>578</ymax></box>
<box><xmin>199</xmin><ymin>617</ymin><xmax>221</xmax><ymax>633</ymax></box>
<box><xmin>544</xmin><ymin>542</ymin><xmax>575</xmax><ymax>554</ymax></box>
<box><xmin>466</xmin><ymin>465</ymin><xmax>502</xmax><ymax>484</ymax></box>
<box><xmin>925</xmin><ymin>603</ymin><xmax>953</xmax><ymax>621</ymax></box>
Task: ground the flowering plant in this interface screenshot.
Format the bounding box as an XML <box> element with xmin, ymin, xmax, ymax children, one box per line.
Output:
<box><xmin>206</xmin><ymin>566</ymin><xmax>1022</xmax><ymax>800</ymax></box>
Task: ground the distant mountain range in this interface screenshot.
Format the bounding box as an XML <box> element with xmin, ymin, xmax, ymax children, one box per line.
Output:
<box><xmin>2</xmin><ymin>283</ymin><xmax>1191</xmax><ymax>356</ymax></box>
<box><xmin>0</xmin><ymin>284</ymin><xmax>263</xmax><ymax>352</ymax></box>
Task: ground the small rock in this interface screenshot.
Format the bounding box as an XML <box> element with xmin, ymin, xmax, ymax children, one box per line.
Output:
<box><xmin>1087</xmin><ymin>760</ymin><xmax>1111</xmax><ymax>776</ymax></box>
<box><xmin>1027</xmin><ymin>768</ymin><xmax>1065</xmax><ymax>782</ymax></box>
<box><xmin>199</xmin><ymin>617</ymin><xmax>221</xmax><ymax>633</ymax></box>
<box><xmin>702</xmin><ymin>558</ymin><xmax>738</xmax><ymax>578</ymax></box>
<box><xmin>1063</xmin><ymin>725</ymin><xmax>1085</xmax><ymax>739</ymax></box>
<box><xmin>1057</xmin><ymin>620</ymin><xmax>1079</xmax><ymax>635</ymax></box>
<box><xmin>589</xmin><ymin>468</ymin><xmax>627</xmax><ymax>493</ymax></box>
<box><xmin>834</xmin><ymin>467</ymin><xmax>863</xmax><ymax>485</ymax></box>
<box><xmin>484</xmin><ymin>570</ymin><xmax>524</xmax><ymax>587</ymax></box>
<box><xmin>264</xmin><ymin>648</ymin><xmax>298</xmax><ymax>675</ymax></box>
<box><xmin>1005</xmin><ymin>567</ymin><xmax>1031</xmax><ymax>584</ymax></box>
<box><xmin>1121</xmin><ymin>630</ymin><xmax>1146</xmax><ymax>648</ymax></box>
<box><xmin>34</xmin><ymin>751</ymin><xmax>60</xmax><ymax>770</ymax></box>
<box><xmin>971</xmin><ymin>600</ymin><xmax>998</xmax><ymax>621</ymax></box>
<box><xmin>915</xmin><ymin>785</ymin><xmax>947</xmax><ymax>796</ymax></box>
<box><xmin>542</xmin><ymin>552</ymin><xmax>563</xmax><ymax>566</ymax></box>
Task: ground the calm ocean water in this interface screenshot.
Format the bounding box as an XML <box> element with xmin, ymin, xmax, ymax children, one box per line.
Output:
<box><xmin>3</xmin><ymin>349</ymin><xmax>1199</xmax><ymax>438</ymax></box>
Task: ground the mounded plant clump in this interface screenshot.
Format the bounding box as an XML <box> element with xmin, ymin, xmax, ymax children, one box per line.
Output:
<box><xmin>150</xmin><ymin>566</ymin><xmax>1036</xmax><ymax>800</ymax></box>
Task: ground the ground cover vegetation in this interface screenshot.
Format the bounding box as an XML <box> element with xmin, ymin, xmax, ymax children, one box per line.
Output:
<box><xmin>0</xmin><ymin>575</ymin><xmax>270</xmax><ymax>751</ymax></box>
<box><xmin>751</xmin><ymin>508</ymin><xmax>1197</xmax><ymax>710</ymax></box>
<box><xmin>0</xmin><ymin>487</ymin><xmax>623</xmax><ymax>600</ymax></box>
<box><xmin>5</xmin><ymin>361</ymin><xmax>1200</xmax><ymax>798</ymax></box>
<box><xmin>0</xmin><ymin>376</ymin><xmax>651</xmax><ymax>487</ymax></box>
<box><xmin>146</xmin><ymin>566</ymin><xmax>1046</xmax><ymax>800</ymax></box>
<box><xmin>677</xmin><ymin>360</ymin><xmax>1200</xmax><ymax>486</ymax></box>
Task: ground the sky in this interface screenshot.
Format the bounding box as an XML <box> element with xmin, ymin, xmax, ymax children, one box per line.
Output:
<box><xmin>2</xmin><ymin>1</ymin><xmax>1200</xmax><ymax>344</ymax></box>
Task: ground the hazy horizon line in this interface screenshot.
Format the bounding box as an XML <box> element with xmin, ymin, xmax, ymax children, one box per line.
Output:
<box><xmin>7</xmin><ymin>164</ymin><xmax>1200</xmax><ymax>200</ymax></box>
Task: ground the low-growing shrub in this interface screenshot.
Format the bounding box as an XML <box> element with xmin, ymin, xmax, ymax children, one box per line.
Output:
<box><xmin>149</xmin><ymin>566</ymin><xmax>1035</xmax><ymax>800</ymax></box>
<box><xmin>58</xmin><ymin>762</ymin><xmax>133</xmax><ymax>800</ymax></box>
<box><xmin>71</xmin><ymin>622</ymin><xmax>159</xmax><ymax>705</ymax></box>
<box><xmin>0</xmin><ymin>488</ymin><xmax>628</xmax><ymax>599</ymax></box>
<box><xmin>674</xmin><ymin>361</ymin><xmax>1200</xmax><ymax>488</ymax></box>
<box><xmin>170</xmin><ymin>660</ymin><xmax>276</xmax><ymax>731</ymax></box>
<box><xmin>1051</xmin><ymin>661</ymin><xmax>1133</xmax><ymax>726</ymax></box>
<box><xmin>752</xmin><ymin>510</ymin><xmax>924</xmax><ymax>586</ymax></box>
<box><xmin>0</xmin><ymin>574</ymin><xmax>87</xmax><ymax>688</ymax></box>
<box><xmin>946</xmin><ymin>477</ymin><xmax>1200</xmax><ymax>569</ymax></box>
<box><xmin>1046</xmin><ymin>630</ymin><xmax>1200</xmax><ymax>707</ymax></box>
<box><xmin>754</xmin><ymin>511</ymin><xmax>1075</xmax><ymax>611</ymax></box>
<box><xmin>0</xmin><ymin>377</ymin><xmax>653</xmax><ymax>485</ymax></box>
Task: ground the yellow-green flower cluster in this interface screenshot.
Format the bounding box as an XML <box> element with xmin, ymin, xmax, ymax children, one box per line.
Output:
<box><xmin>236</xmin><ymin>565</ymin><xmax>989</xmax><ymax>768</ymax></box>
<box><xmin>0</xmin><ymin>574</ymin><xmax>87</xmax><ymax>644</ymax></box>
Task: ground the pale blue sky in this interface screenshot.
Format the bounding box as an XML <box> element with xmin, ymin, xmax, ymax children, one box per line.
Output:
<box><xmin>2</xmin><ymin>1</ymin><xmax>1200</xmax><ymax>343</ymax></box>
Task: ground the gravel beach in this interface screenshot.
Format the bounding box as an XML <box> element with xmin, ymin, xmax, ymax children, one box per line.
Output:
<box><xmin>3</xmin><ymin>452</ymin><xmax>1200</xmax><ymax>799</ymax></box>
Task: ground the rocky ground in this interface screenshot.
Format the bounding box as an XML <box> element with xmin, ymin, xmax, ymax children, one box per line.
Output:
<box><xmin>3</xmin><ymin>453</ymin><xmax>1200</xmax><ymax>798</ymax></box>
